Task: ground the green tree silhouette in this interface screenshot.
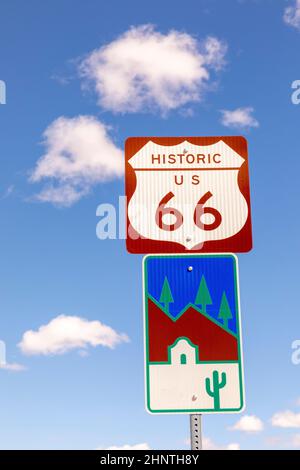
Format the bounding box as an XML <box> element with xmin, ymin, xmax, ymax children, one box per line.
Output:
<box><xmin>217</xmin><ymin>292</ymin><xmax>233</xmax><ymax>329</ymax></box>
<box><xmin>195</xmin><ymin>275</ymin><xmax>212</xmax><ymax>314</ymax></box>
<box><xmin>159</xmin><ymin>276</ymin><xmax>174</xmax><ymax>314</ymax></box>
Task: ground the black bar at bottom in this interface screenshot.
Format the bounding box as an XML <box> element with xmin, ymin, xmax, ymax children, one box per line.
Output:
<box><xmin>0</xmin><ymin>450</ymin><xmax>298</xmax><ymax>464</ymax></box>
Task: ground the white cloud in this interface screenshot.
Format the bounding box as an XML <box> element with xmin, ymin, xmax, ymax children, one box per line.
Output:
<box><xmin>229</xmin><ymin>415</ymin><xmax>264</xmax><ymax>433</ymax></box>
<box><xmin>30</xmin><ymin>115</ymin><xmax>123</xmax><ymax>206</ymax></box>
<box><xmin>265</xmin><ymin>434</ymin><xmax>300</xmax><ymax>449</ymax></box>
<box><xmin>291</xmin><ymin>434</ymin><xmax>300</xmax><ymax>447</ymax></box>
<box><xmin>18</xmin><ymin>315</ymin><xmax>129</xmax><ymax>356</ymax></box>
<box><xmin>271</xmin><ymin>410</ymin><xmax>300</xmax><ymax>428</ymax></box>
<box><xmin>0</xmin><ymin>362</ymin><xmax>26</xmax><ymax>372</ymax></box>
<box><xmin>284</xmin><ymin>0</ymin><xmax>300</xmax><ymax>30</ymax></box>
<box><xmin>78</xmin><ymin>349</ymin><xmax>89</xmax><ymax>358</ymax></box>
<box><xmin>220</xmin><ymin>107</ymin><xmax>259</xmax><ymax>129</ymax></box>
<box><xmin>265</xmin><ymin>435</ymin><xmax>285</xmax><ymax>448</ymax></box>
<box><xmin>227</xmin><ymin>442</ymin><xmax>240</xmax><ymax>450</ymax></box>
<box><xmin>33</xmin><ymin>184</ymin><xmax>88</xmax><ymax>206</ymax></box>
<box><xmin>97</xmin><ymin>443</ymin><xmax>151</xmax><ymax>450</ymax></box>
<box><xmin>79</xmin><ymin>25</ymin><xmax>227</xmax><ymax>114</ymax></box>
<box><xmin>1</xmin><ymin>185</ymin><xmax>14</xmax><ymax>200</ymax></box>
<box><xmin>202</xmin><ymin>436</ymin><xmax>240</xmax><ymax>450</ymax></box>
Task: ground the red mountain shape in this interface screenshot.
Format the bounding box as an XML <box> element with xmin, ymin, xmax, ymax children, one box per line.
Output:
<box><xmin>148</xmin><ymin>298</ymin><xmax>238</xmax><ymax>362</ymax></box>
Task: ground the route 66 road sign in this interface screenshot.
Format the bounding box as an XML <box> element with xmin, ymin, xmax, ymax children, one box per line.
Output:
<box><xmin>125</xmin><ymin>137</ymin><xmax>252</xmax><ymax>253</ymax></box>
<box><xmin>143</xmin><ymin>254</ymin><xmax>244</xmax><ymax>414</ymax></box>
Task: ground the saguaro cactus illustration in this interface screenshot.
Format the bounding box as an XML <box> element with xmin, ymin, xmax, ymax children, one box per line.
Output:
<box><xmin>205</xmin><ymin>370</ymin><xmax>227</xmax><ymax>410</ymax></box>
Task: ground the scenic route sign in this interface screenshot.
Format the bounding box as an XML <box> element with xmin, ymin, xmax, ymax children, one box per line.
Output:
<box><xmin>125</xmin><ymin>137</ymin><xmax>252</xmax><ymax>253</ymax></box>
<box><xmin>143</xmin><ymin>254</ymin><xmax>245</xmax><ymax>414</ymax></box>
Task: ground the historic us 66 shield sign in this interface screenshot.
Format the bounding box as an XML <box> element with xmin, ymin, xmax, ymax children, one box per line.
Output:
<box><xmin>125</xmin><ymin>137</ymin><xmax>252</xmax><ymax>253</ymax></box>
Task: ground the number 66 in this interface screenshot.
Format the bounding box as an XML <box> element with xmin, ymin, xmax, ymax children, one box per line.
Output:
<box><xmin>155</xmin><ymin>191</ymin><xmax>222</xmax><ymax>232</ymax></box>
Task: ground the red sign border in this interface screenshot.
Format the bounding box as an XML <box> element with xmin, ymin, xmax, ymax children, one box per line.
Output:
<box><xmin>125</xmin><ymin>136</ymin><xmax>253</xmax><ymax>254</ymax></box>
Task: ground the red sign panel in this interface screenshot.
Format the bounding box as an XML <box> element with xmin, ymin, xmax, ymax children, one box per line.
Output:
<box><xmin>125</xmin><ymin>136</ymin><xmax>252</xmax><ymax>253</ymax></box>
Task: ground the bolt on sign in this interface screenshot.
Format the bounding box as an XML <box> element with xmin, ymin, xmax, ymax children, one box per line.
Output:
<box><xmin>125</xmin><ymin>137</ymin><xmax>252</xmax><ymax>253</ymax></box>
<box><xmin>143</xmin><ymin>254</ymin><xmax>244</xmax><ymax>414</ymax></box>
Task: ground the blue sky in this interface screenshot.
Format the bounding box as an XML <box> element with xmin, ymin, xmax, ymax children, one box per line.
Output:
<box><xmin>1</xmin><ymin>0</ymin><xmax>300</xmax><ymax>450</ymax></box>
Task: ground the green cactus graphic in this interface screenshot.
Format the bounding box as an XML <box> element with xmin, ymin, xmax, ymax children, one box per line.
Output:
<box><xmin>205</xmin><ymin>370</ymin><xmax>227</xmax><ymax>410</ymax></box>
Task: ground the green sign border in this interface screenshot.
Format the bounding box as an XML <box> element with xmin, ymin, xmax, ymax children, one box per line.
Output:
<box><xmin>143</xmin><ymin>253</ymin><xmax>245</xmax><ymax>414</ymax></box>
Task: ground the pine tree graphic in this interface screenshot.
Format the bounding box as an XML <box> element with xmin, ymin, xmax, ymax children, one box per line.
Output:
<box><xmin>159</xmin><ymin>276</ymin><xmax>174</xmax><ymax>314</ymax></box>
<box><xmin>195</xmin><ymin>275</ymin><xmax>212</xmax><ymax>314</ymax></box>
<box><xmin>217</xmin><ymin>291</ymin><xmax>233</xmax><ymax>329</ymax></box>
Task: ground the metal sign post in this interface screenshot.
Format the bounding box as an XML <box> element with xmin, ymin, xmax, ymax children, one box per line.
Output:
<box><xmin>190</xmin><ymin>414</ymin><xmax>202</xmax><ymax>450</ymax></box>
